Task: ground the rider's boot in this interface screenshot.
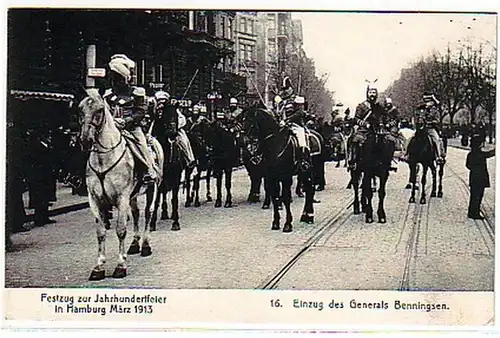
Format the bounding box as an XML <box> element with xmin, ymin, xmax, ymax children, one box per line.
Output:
<box><xmin>299</xmin><ymin>147</ymin><xmax>311</xmax><ymax>171</ymax></box>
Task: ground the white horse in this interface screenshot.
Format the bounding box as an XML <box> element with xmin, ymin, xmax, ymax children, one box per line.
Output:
<box><xmin>79</xmin><ymin>89</ymin><xmax>164</xmax><ymax>281</ymax></box>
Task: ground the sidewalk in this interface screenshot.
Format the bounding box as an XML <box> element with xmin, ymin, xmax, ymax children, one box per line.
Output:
<box><xmin>21</xmin><ymin>165</ymin><xmax>247</xmax><ymax>223</ymax></box>
<box><xmin>22</xmin><ymin>183</ymin><xmax>89</xmax><ymax>223</ymax></box>
<box><xmin>447</xmin><ymin>137</ymin><xmax>496</xmax><ymax>151</ymax></box>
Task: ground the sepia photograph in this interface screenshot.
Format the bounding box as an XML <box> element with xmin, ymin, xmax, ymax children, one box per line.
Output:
<box><xmin>2</xmin><ymin>4</ymin><xmax>497</xmax><ymax>329</ymax></box>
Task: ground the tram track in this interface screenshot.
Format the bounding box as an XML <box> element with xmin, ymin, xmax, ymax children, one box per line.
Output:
<box><xmin>398</xmin><ymin>182</ymin><xmax>433</xmax><ymax>291</ymax></box>
<box><xmin>257</xmin><ymin>197</ymin><xmax>355</xmax><ymax>289</ymax></box>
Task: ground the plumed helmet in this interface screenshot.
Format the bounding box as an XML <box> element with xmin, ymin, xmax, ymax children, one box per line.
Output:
<box><xmin>109</xmin><ymin>54</ymin><xmax>136</xmax><ymax>82</ymax></box>
<box><xmin>154</xmin><ymin>91</ymin><xmax>170</xmax><ymax>101</ymax></box>
<box><xmin>365</xmin><ymin>78</ymin><xmax>378</xmax><ymax>92</ymax></box>
<box><xmin>229</xmin><ymin>98</ymin><xmax>238</xmax><ymax>105</ymax></box>
<box><xmin>282</xmin><ymin>76</ymin><xmax>293</xmax><ymax>90</ymax></box>
<box><xmin>385</xmin><ymin>98</ymin><xmax>392</xmax><ymax>104</ymax></box>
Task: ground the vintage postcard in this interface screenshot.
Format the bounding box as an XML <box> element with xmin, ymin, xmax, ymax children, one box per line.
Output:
<box><xmin>1</xmin><ymin>0</ymin><xmax>498</xmax><ymax>333</ymax></box>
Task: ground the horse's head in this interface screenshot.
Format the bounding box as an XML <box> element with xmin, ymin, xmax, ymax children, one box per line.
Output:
<box><xmin>159</xmin><ymin>104</ymin><xmax>179</xmax><ymax>140</ymax></box>
<box><xmin>78</xmin><ymin>88</ymin><xmax>107</xmax><ymax>152</ymax></box>
<box><xmin>244</xmin><ymin>105</ymin><xmax>279</xmax><ymax>140</ymax></box>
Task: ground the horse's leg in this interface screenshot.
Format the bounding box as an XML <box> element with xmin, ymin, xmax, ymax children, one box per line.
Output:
<box><xmin>262</xmin><ymin>176</ymin><xmax>271</xmax><ymax>209</ymax></box>
<box><xmin>295</xmin><ymin>176</ymin><xmax>304</xmax><ymax>197</ymax></box>
<box><xmin>150</xmin><ymin>183</ymin><xmax>161</xmax><ymax>231</ymax></box>
<box><xmin>171</xmin><ymin>170</ymin><xmax>181</xmax><ymax>231</ymax></box>
<box><xmin>437</xmin><ymin>163</ymin><xmax>444</xmax><ymax>198</ymax></box>
<box><xmin>409</xmin><ymin>163</ymin><xmax>417</xmax><ymax>203</ymax></box>
<box><xmin>420</xmin><ymin>165</ymin><xmax>428</xmax><ymax>204</ymax></box>
<box><xmin>405</xmin><ymin>163</ymin><xmax>412</xmax><ymax>189</ymax></box>
<box><xmin>372</xmin><ymin>176</ymin><xmax>377</xmax><ymax>192</ymax></box>
<box><xmin>353</xmin><ymin>171</ymin><xmax>361</xmax><ymax>214</ymax></box>
<box><xmin>269</xmin><ymin>178</ymin><xmax>280</xmax><ymax>230</ymax></box>
<box><xmin>377</xmin><ymin>174</ymin><xmax>388</xmax><ymax>223</ymax></box>
<box><xmin>141</xmin><ymin>186</ymin><xmax>156</xmax><ymax>257</ymax></box>
<box><xmin>214</xmin><ymin>168</ymin><xmax>223</xmax><ymax>208</ymax></box>
<box><xmin>127</xmin><ymin>197</ymin><xmax>140</xmax><ymax>255</ymax></box>
<box><xmin>206</xmin><ymin>168</ymin><xmax>213</xmax><ymax>202</ymax></box>
<box><xmin>300</xmin><ymin>170</ymin><xmax>315</xmax><ymax>224</ymax></box>
<box><xmin>248</xmin><ymin>172</ymin><xmax>260</xmax><ymax>203</ymax></box>
<box><xmin>430</xmin><ymin>163</ymin><xmax>437</xmax><ymax>197</ymax></box>
<box><xmin>224</xmin><ymin>168</ymin><xmax>233</xmax><ymax>208</ymax></box>
<box><xmin>161</xmin><ymin>180</ymin><xmax>169</xmax><ymax>219</ymax></box>
<box><xmin>88</xmin><ymin>197</ymin><xmax>108</xmax><ymax>281</ymax></box>
<box><xmin>282</xmin><ymin>176</ymin><xmax>294</xmax><ymax>232</ymax></box>
<box><xmin>362</xmin><ymin>173</ymin><xmax>374</xmax><ymax>223</ymax></box>
<box><xmin>184</xmin><ymin>167</ymin><xmax>193</xmax><ymax>207</ymax></box>
<box><xmin>193</xmin><ymin>170</ymin><xmax>201</xmax><ymax>207</ymax></box>
<box><xmin>112</xmin><ymin>198</ymin><xmax>130</xmax><ymax>278</ymax></box>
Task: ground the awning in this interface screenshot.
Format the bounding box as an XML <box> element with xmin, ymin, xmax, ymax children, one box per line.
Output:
<box><xmin>10</xmin><ymin>90</ymin><xmax>75</xmax><ymax>107</ymax></box>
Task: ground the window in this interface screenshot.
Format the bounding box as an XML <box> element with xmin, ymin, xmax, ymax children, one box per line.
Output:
<box><xmin>268</xmin><ymin>14</ymin><xmax>275</xmax><ymax>29</ymax></box>
<box><xmin>228</xmin><ymin>18</ymin><xmax>233</xmax><ymax>40</ymax></box>
<box><xmin>220</xmin><ymin>17</ymin><xmax>225</xmax><ymax>38</ymax></box>
<box><xmin>268</xmin><ymin>40</ymin><xmax>276</xmax><ymax>56</ymax></box>
<box><xmin>239</xmin><ymin>17</ymin><xmax>246</xmax><ymax>32</ymax></box>
<box><xmin>279</xmin><ymin>21</ymin><xmax>286</xmax><ymax>35</ymax></box>
<box><xmin>246</xmin><ymin>19</ymin><xmax>254</xmax><ymax>34</ymax></box>
<box><xmin>239</xmin><ymin>44</ymin><xmax>245</xmax><ymax>62</ymax></box>
<box><xmin>246</xmin><ymin>45</ymin><xmax>253</xmax><ymax>61</ymax></box>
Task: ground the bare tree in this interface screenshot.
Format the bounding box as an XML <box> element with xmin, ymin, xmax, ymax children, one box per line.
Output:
<box><xmin>479</xmin><ymin>54</ymin><xmax>496</xmax><ymax>143</ymax></box>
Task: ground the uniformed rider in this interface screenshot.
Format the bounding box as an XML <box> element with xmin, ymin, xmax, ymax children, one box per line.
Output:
<box><xmin>104</xmin><ymin>54</ymin><xmax>156</xmax><ymax>183</ymax></box>
<box><xmin>348</xmin><ymin>82</ymin><xmax>398</xmax><ymax>170</ymax></box>
<box><xmin>415</xmin><ymin>92</ymin><xmax>446</xmax><ymax>164</ymax></box>
<box><xmin>153</xmin><ymin>90</ymin><xmax>196</xmax><ymax>169</ymax></box>
<box><xmin>277</xmin><ymin>76</ymin><xmax>310</xmax><ymax>169</ymax></box>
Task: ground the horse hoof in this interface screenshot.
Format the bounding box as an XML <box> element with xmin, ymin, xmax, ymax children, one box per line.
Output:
<box><xmin>300</xmin><ymin>214</ymin><xmax>313</xmax><ymax>223</ymax></box>
<box><xmin>316</xmin><ymin>186</ymin><xmax>325</xmax><ymax>191</ymax></box>
<box><xmin>247</xmin><ymin>194</ymin><xmax>260</xmax><ymax>203</ymax></box>
<box><xmin>224</xmin><ymin>201</ymin><xmax>232</xmax><ymax>208</ymax></box>
<box><xmin>150</xmin><ymin>225</ymin><xmax>157</xmax><ymax>232</ymax></box>
<box><xmin>405</xmin><ymin>183</ymin><xmax>412</xmax><ymax>189</ymax></box>
<box><xmin>215</xmin><ymin>200</ymin><xmax>222</xmax><ymax>208</ymax></box>
<box><xmin>89</xmin><ymin>268</ymin><xmax>105</xmax><ymax>281</ymax></box>
<box><xmin>161</xmin><ymin>211</ymin><xmax>169</xmax><ymax>220</ymax></box>
<box><xmin>313</xmin><ymin>199</ymin><xmax>321</xmax><ymax>203</ymax></box>
<box><xmin>366</xmin><ymin>217</ymin><xmax>374</xmax><ymax>224</ymax></box>
<box><xmin>262</xmin><ymin>204</ymin><xmax>270</xmax><ymax>210</ymax></box>
<box><xmin>112</xmin><ymin>267</ymin><xmax>127</xmax><ymax>279</ymax></box>
<box><xmin>185</xmin><ymin>201</ymin><xmax>192</xmax><ymax>208</ymax></box>
<box><xmin>409</xmin><ymin>197</ymin><xmax>415</xmax><ymax>203</ymax></box>
<box><xmin>297</xmin><ymin>193</ymin><xmax>304</xmax><ymax>198</ymax></box>
<box><xmin>206</xmin><ymin>196</ymin><xmax>213</xmax><ymax>202</ymax></box>
<box><xmin>283</xmin><ymin>224</ymin><xmax>293</xmax><ymax>233</ymax></box>
<box><xmin>353</xmin><ymin>207</ymin><xmax>360</xmax><ymax>215</ymax></box>
<box><xmin>194</xmin><ymin>201</ymin><xmax>201</xmax><ymax>207</ymax></box>
<box><xmin>127</xmin><ymin>241</ymin><xmax>140</xmax><ymax>255</ymax></box>
<box><xmin>437</xmin><ymin>191</ymin><xmax>443</xmax><ymax>198</ymax></box>
<box><xmin>378</xmin><ymin>217</ymin><xmax>387</xmax><ymax>224</ymax></box>
<box><xmin>430</xmin><ymin>192</ymin><xmax>436</xmax><ymax>198</ymax></box>
<box><xmin>171</xmin><ymin>222</ymin><xmax>180</xmax><ymax>231</ymax></box>
<box><xmin>271</xmin><ymin>223</ymin><xmax>280</xmax><ymax>230</ymax></box>
<box><xmin>420</xmin><ymin>199</ymin><xmax>426</xmax><ymax>205</ymax></box>
<box><xmin>141</xmin><ymin>245</ymin><xmax>152</xmax><ymax>257</ymax></box>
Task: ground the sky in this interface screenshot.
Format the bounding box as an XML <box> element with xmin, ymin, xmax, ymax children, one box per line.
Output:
<box><xmin>292</xmin><ymin>12</ymin><xmax>497</xmax><ymax>109</ymax></box>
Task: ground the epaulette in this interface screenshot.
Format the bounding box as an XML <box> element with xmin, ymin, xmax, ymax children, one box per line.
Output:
<box><xmin>103</xmin><ymin>88</ymin><xmax>113</xmax><ymax>98</ymax></box>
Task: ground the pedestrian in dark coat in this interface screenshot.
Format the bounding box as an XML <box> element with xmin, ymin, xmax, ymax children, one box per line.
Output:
<box><xmin>466</xmin><ymin>135</ymin><xmax>495</xmax><ymax>219</ymax></box>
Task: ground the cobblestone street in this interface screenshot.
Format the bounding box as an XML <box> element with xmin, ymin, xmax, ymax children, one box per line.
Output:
<box><xmin>5</xmin><ymin>146</ymin><xmax>494</xmax><ymax>291</ymax></box>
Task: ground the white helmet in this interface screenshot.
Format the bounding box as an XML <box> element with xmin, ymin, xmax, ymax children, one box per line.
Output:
<box><xmin>229</xmin><ymin>97</ymin><xmax>238</xmax><ymax>105</ymax></box>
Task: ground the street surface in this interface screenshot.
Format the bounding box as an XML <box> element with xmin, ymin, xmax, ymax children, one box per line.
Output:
<box><xmin>5</xmin><ymin>146</ymin><xmax>495</xmax><ymax>291</ymax></box>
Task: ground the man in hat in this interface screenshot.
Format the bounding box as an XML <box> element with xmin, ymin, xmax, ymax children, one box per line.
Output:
<box><xmin>415</xmin><ymin>92</ymin><xmax>446</xmax><ymax>164</ymax></box>
<box><xmin>278</xmin><ymin>89</ymin><xmax>310</xmax><ymax>169</ymax></box>
<box><xmin>348</xmin><ymin>81</ymin><xmax>398</xmax><ymax>170</ymax></box>
<box><xmin>153</xmin><ymin>91</ymin><xmax>196</xmax><ymax>169</ymax></box>
<box><xmin>466</xmin><ymin>135</ymin><xmax>495</xmax><ymax>219</ymax></box>
<box><xmin>104</xmin><ymin>54</ymin><xmax>156</xmax><ymax>183</ymax></box>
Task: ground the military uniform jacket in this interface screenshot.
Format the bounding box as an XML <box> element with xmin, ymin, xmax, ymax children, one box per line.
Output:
<box><xmin>466</xmin><ymin>148</ymin><xmax>495</xmax><ymax>188</ymax></box>
<box><xmin>103</xmin><ymin>86</ymin><xmax>147</xmax><ymax>129</ymax></box>
<box><xmin>415</xmin><ymin>103</ymin><xmax>439</xmax><ymax>129</ymax></box>
<box><xmin>354</xmin><ymin>100</ymin><xmax>386</xmax><ymax>130</ymax></box>
<box><xmin>278</xmin><ymin>97</ymin><xmax>305</xmax><ymax>125</ymax></box>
